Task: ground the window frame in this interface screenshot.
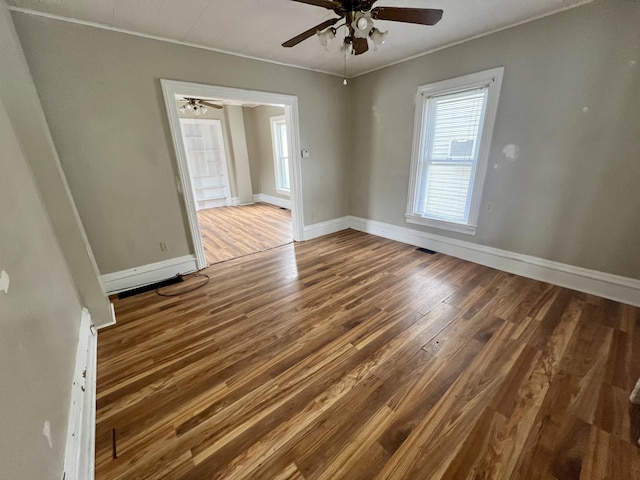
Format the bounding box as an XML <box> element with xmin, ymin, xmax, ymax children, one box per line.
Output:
<box><xmin>270</xmin><ymin>115</ymin><xmax>290</xmax><ymax>196</ymax></box>
<box><xmin>405</xmin><ymin>67</ymin><xmax>504</xmax><ymax>235</ymax></box>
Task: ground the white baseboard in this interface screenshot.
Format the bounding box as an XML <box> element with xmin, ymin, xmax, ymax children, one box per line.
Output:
<box><xmin>63</xmin><ymin>307</ymin><xmax>97</xmax><ymax>480</ymax></box>
<box><xmin>96</xmin><ymin>302</ymin><xmax>117</xmax><ymax>330</ymax></box>
<box><xmin>253</xmin><ymin>193</ymin><xmax>291</xmax><ymax>209</ymax></box>
<box><xmin>100</xmin><ymin>254</ymin><xmax>197</xmax><ymax>294</ymax></box>
<box><xmin>347</xmin><ymin>216</ymin><xmax>640</xmax><ymax>307</ymax></box>
<box><xmin>303</xmin><ymin>216</ymin><xmax>350</xmax><ymax>240</ymax></box>
<box><xmin>231</xmin><ymin>196</ymin><xmax>241</xmax><ymax>206</ymax></box>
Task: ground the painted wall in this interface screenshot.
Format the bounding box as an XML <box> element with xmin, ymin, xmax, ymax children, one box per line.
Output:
<box><xmin>244</xmin><ymin>105</ymin><xmax>289</xmax><ymax>201</ymax></box>
<box><xmin>350</xmin><ymin>0</ymin><xmax>640</xmax><ymax>279</ymax></box>
<box><xmin>0</xmin><ymin>96</ymin><xmax>81</xmax><ymax>479</ymax></box>
<box><xmin>225</xmin><ymin>105</ymin><xmax>254</xmax><ymax>204</ymax></box>
<box><xmin>0</xmin><ymin>3</ymin><xmax>112</xmax><ymax>326</ymax></box>
<box><xmin>12</xmin><ymin>13</ymin><xmax>351</xmax><ymax>274</ymax></box>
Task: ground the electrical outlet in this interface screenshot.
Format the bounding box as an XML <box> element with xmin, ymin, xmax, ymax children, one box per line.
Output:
<box><xmin>159</xmin><ymin>242</ymin><xmax>168</xmax><ymax>252</ymax></box>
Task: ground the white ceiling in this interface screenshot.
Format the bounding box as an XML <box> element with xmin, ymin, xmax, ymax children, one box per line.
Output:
<box><xmin>9</xmin><ymin>0</ymin><xmax>592</xmax><ymax>77</ymax></box>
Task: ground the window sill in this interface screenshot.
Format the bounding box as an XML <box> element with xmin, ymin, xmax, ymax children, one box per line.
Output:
<box><xmin>276</xmin><ymin>188</ymin><xmax>290</xmax><ymax>197</ymax></box>
<box><xmin>405</xmin><ymin>214</ymin><xmax>477</xmax><ymax>235</ymax></box>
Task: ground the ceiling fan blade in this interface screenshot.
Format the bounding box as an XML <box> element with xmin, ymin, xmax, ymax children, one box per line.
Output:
<box><xmin>199</xmin><ymin>100</ymin><xmax>224</xmax><ymax>109</ymax></box>
<box><xmin>371</xmin><ymin>7</ymin><xmax>443</xmax><ymax>26</ymax></box>
<box><xmin>352</xmin><ymin>37</ymin><xmax>369</xmax><ymax>55</ymax></box>
<box><xmin>289</xmin><ymin>0</ymin><xmax>338</xmax><ymax>9</ymax></box>
<box><xmin>282</xmin><ymin>18</ymin><xmax>339</xmax><ymax>47</ymax></box>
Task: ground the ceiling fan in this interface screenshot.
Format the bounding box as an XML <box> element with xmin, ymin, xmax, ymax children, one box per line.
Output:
<box><xmin>178</xmin><ymin>97</ymin><xmax>223</xmax><ymax>115</ymax></box>
<box><xmin>282</xmin><ymin>0</ymin><xmax>443</xmax><ymax>55</ymax></box>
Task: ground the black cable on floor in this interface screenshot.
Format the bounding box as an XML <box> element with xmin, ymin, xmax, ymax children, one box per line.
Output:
<box><xmin>156</xmin><ymin>272</ymin><xmax>210</xmax><ymax>297</ymax></box>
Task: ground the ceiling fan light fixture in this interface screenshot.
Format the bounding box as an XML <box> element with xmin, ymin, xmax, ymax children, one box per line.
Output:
<box><xmin>369</xmin><ymin>27</ymin><xmax>388</xmax><ymax>49</ymax></box>
<box><xmin>178</xmin><ymin>106</ymin><xmax>187</xmax><ymax>114</ymax></box>
<box><xmin>352</xmin><ymin>12</ymin><xmax>373</xmax><ymax>39</ymax></box>
<box><xmin>317</xmin><ymin>27</ymin><xmax>336</xmax><ymax>49</ymax></box>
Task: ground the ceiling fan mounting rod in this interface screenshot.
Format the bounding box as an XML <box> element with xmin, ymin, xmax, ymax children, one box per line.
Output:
<box><xmin>330</xmin><ymin>0</ymin><xmax>377</xmax><ymax>17</ymax></box>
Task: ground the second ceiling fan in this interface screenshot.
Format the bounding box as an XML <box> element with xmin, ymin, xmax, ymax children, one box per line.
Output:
<box><xmin>282</xmin><ymin>0</ymin><xmax>443</xmax><ymax>55</ymax></box>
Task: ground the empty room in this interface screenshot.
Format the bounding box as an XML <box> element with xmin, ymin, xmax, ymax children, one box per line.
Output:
<box><xmin>1</xmin><ymin>0</ymin><xmax>639</xmax><ymax>479</ymax></box>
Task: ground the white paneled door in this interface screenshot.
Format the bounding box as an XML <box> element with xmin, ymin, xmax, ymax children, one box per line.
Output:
<box><xmin>179</xmin><ymin>118</ymin><xmax>231</xmax><ymax>211</ymax></box>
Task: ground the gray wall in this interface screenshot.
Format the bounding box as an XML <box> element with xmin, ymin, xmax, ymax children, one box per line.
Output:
<box><xmin>0</xmin><ymin>3</ymin><xmax>112</xmax><ymax>326</ymax></box>
<box><xmin>350</xmin><ymin>0</ymin><xmax>640</xmax><ymax>279</ymax></box>
<box><xmin>244</xmin><ymin>105</ymin><xmax>288</xmax><ymax>201</ymax></box>
<box><xmin>225</xmin><ymin>105</ymin><xmax>254</xmax><ymax>204</ymax></box>
<box><xmin>13</xmin><ymin>13</ymin><xmax>351</xmax><ymax>274</ymax></box>
<box><xmin>11</xmin><ymin>0</ymin><xmax>640</xmax><ymax>281</ymax></box>
<box><xmin>0</xmin><ymin>96</ymin><xmax>81</xmax><ymax>480</ymax></box>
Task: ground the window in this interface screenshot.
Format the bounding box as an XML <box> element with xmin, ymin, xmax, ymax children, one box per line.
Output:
<box><xmin>406</xmin><ymin>67</ymin><xmax>504</xmax><ymax>235</ymax></box>
<box><xmin>270</xmin><ymin>115</ymin><xmax>290</xmax><ymax>195</ymax></box>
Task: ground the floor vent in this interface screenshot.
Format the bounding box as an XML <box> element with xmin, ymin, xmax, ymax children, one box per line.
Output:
<box><xmin>118</xmin><ymin>275</ymin><xmax>183</xmax><ymax>299</ymax></box>
<box><xmin>416</xmin><ymin>247</ymin><xmax>437</xmax><ymax>255</ymax></box>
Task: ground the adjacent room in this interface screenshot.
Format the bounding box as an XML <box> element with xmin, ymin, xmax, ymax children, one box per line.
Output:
<box><xmin>172</xmin><ymin>93</ymin><xmax>293</xmax><ymax>265</ymax></box>
<box><xmin>1</xmin><ymin>0</ymin><xmax>639</xmax><ymax>479</ymax></box>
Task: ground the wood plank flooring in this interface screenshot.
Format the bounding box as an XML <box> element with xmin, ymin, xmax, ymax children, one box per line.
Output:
<box><xmin>197</xmin><ymin>202</ymin><xmax>292</xmax><ymax>264</ymax></box>
<box><xmin>96</xmin><ymin>230</ymin><xmax>640</xmax><ymax>480</ymax></box>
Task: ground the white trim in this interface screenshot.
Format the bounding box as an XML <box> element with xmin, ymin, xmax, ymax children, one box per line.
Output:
<box><xmin>406</xmin><ymin>67</ymin><xmax>504</xmax><ymax>234</ymax></box>
<box><xmin>63</xmin><ymin>307</ymin><xmax>97</xmax><ymax>480</ymax></box>
<box><xmin>95</xmin><ymin>302</ymin><xmax>117</xmax><ymax>330</ymax></box>
<box><xmin>270</xmin><ymin>115</ymin><xmax>291</xmax><ymax>196</ymax></box>
<box><xmin>253</xmin><ymin>193</ymin><xmax>291</xmax><ymax>210</ymax></box>
<box><xmin>405</xmin><ymin>214</ymin><xmax>477</xmax><ymax>235</ymax></box>
<box><xmin>231</xmin><ymin>196</ymin><xmax>241</xmax><ymax>206</ymax></box>
<box><xmin>161</xmin><ymin>80</ymin><xmax>305</xmax><ymax>269</ymax></box>
<box><xmin>285</xmin><ymin>98</ymin><xmax>304</xmax><ymax>241</ymax></box>
<box><xmin>99</xmin><ymin>255</ymin><xmax>197</xmax><ymax>294</ymax></box>
<box><xmin>347</xmin><ymin>216</ymin><xmax>640</xmax><ymax>308</ymax></box>
<box><xmin>8</xmin><ymin>7</ymin><xmax>340</xmax><ymax>79</ymax></box>
<box><xmin>303</xmin><ymin>217</ymin><xmax>350</xmax><ymax>240</ymax></box>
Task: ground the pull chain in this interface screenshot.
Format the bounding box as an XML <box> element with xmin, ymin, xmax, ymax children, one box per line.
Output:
<box><xmin>343</xmin><ymin>43</ymin><xmax>348</xmax><ymax>85</ymax></box>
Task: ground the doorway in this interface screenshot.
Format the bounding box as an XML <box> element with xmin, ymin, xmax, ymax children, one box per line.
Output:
<box><xmin>161</xmin><ymin>80</ymin><xmax>304</xmax><ymax>269</ymax></box>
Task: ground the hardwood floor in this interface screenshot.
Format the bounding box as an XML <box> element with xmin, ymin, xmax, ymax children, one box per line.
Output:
<box><xmin>197</xmin><ymin>202</ymin><xmax>292</xmax><ymax>265</ymax></box>
<box><xmin>96</xmin><ymin>230</ymin><xmax>640</xmax><ymax>480</ymax></box>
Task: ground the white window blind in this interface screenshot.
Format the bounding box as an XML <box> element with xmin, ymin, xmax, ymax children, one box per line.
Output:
<box><xmin>406</xmin><ymin>67</ymin><xmax>504</xmax><ymax>235</ymax></box>
<box><xmin>416</xmin><ymin>88</ymin><xmax>488</xmax><ymax>223</ymax></box>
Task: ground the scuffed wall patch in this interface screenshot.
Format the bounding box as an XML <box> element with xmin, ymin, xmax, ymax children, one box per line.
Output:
<box><xmin>42</xmin><ymin>420</ymin><xmax>53</xmax><ymax>449</ymax></box>
<box><xmin>502</xmin><ymin>144</ymin><xmax>520</xmax><ymax>161</ymax></box>
<box><xmin>0</xmin><ymin>270</ymin><xmax>9</xmax><ymax>294</ymax></box>
<box><xmin>372</xmin><ymin>105</ymin><xmax>382</xmax><ymax>124</ymax></box>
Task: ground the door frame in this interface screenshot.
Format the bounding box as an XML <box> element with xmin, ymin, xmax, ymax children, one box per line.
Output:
<box><xmin>161</xmin><ymin>79</ymin><xmax>304</xmax><ymax>270</ymax></box>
